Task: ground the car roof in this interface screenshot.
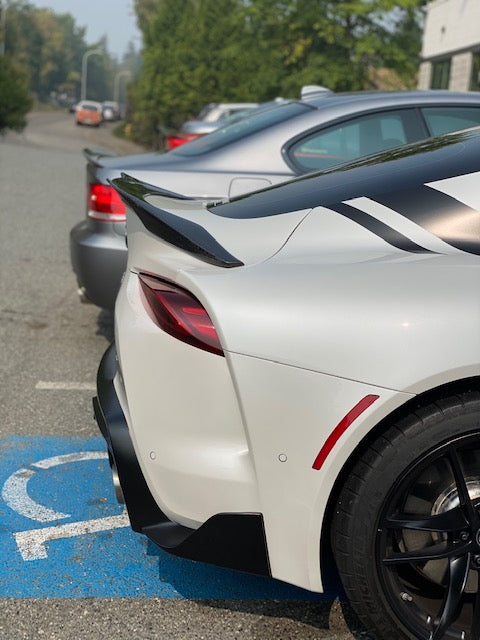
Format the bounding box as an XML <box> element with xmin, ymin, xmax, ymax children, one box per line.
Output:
<box><xmin>78</xmin><ymin>100</ymin><xmax>102</xmax><ymax>108</ymax></box>
<box><xmin>209</xmin><ymin>125</ymin><xmax>480</xmax><ymax>228</ymax></box>
<box><xmin>303</xmin><ymin>89</ymin><xmax>480</xmax><ymax>110</ymax></box>
<box><xmin>95</xmin><ymin>90</ymin><xmax>480</xmax><ymax>177</ymax></box>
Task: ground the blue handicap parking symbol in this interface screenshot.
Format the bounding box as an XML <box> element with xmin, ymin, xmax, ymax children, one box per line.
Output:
<box><xmin>0</xmin><ymin>436</ymin><xmax>335</xmax><ymax>600</ymax></box>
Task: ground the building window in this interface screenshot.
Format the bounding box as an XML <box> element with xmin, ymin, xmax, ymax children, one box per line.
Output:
<box><xmin>431</xmin><ymin>59</ymin><xmax>451</xmax><ymax>89</ymax></box>
<box><xmin>470</xmin><ymin>52</ymin><xmax>480</xmax><ymax>91</ymax></box>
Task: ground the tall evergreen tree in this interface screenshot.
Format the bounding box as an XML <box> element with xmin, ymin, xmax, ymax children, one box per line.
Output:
<box><xmin>0</xmin><ymin>55</ymin><xmax>33</xmax><ymax>132</ymax></box>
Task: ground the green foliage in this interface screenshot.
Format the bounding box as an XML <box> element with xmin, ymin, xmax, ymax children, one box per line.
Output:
<box><xmin>5</xmin><ymin>1</ymin><xmax>87</xmax><ymax>101</ymax></box>
<box><xmin>0</xmin><ymin>55</ymin><xmax>33</xmax><ymax>133</ymax></box>
<box><xmin>3</xmin><ymin>1</ymin><xmax>137</xmax><ymax>104</ymax></box>
<box><xmin>130</xmin><ymin>0</ymin><xmax>425</xmax><ymax>148</ymax></box>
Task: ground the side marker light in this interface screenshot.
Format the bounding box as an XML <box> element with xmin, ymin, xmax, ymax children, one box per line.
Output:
<box><xmin>312</xmin><ymin>395</ymin><xmax>380</xmax><ymax>470</ymax></box>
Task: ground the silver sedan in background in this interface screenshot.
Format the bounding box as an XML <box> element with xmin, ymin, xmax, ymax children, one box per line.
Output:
<box><xmin>70</xmin><ymin>89</ymin><xmax>480</xmax><ymax>309</ymax></box>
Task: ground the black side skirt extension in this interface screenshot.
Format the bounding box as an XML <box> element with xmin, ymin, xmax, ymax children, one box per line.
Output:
<box><xmin>93</xmin><ymin>343</ymin><xmax>271</xmax><ymax>577</ymax></box>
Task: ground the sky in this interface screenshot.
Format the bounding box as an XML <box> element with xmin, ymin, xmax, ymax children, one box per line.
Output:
<box><xmin>27</xmin><ymin>0</ymin><xmax>142</xmax><ymax>59</ymax></box>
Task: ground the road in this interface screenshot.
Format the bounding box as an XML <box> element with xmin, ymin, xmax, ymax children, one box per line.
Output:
<box><xmin>0</xmin><ymin>111</ymin><xmax>359</xmax><ymax>640</ymax></box>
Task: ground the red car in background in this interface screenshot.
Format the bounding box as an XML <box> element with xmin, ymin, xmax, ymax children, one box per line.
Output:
<box><xmin>166</xmin><ymin>102</ymin><xmax>258</xmax><ymax>149</ymax></box>
<box><xmin>75</xmin><ymin>100</ymin><xmax>103</xmax><ymax>127</ymax></box>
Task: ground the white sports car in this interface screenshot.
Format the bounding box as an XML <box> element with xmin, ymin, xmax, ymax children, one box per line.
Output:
<box><xmin>94</xmin><ymin>127</ymin><xmax>480</xmax><ymax>640</ymax></box>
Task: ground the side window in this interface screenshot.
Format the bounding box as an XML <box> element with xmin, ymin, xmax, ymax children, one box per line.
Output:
<box><xmin>288</xmin><ymin>110</ymin><xmax>417</xmax><ymax>173</ymax></box>
<box><xmin>422</xmin><ymin>106</ymin><xmax>480</xmax><ymax>136</ymax></box>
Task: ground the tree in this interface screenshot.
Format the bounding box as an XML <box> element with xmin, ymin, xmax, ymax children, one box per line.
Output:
<box><xmin>0</xmin><ymin>55</ymin><xmax>33</xmax><ymax>133</ymax></box>
<box><xmin>130</xmin><ymin>0</ymin><xmax>426</xmax><ymax>148</ymax></box>
<box><xmin>3</xmin><ymin>1</ymin><xmax>118</xmax><ymax>103</ymax></box>
<box><xmin>271</xmin><ymin>0</ymin><xmax>425</xmax><ymax>95</ymax></box>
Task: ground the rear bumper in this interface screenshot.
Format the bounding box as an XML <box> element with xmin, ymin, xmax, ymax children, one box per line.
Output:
<box><xmin>69</xmin><ymin>220</ymin><xmax>127</xmax><ymax>310</ymax></box>
<box><xmin>94</xmin><ymin>342</ymin><xmax>271</xmax><ymax>576</ymax></box>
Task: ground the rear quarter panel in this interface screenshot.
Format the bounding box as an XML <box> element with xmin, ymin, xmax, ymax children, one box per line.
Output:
<box><xmin>175</xmin><ymin>225</ymin><xmax>479</xmax><ymax>591</ymax></box>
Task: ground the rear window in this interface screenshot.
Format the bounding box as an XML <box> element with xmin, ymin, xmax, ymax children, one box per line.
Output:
<box><xmin>81</xmin><ymin>104</ymin><xmax>100</xmax><ymax>112</ymax></box>
<box><xmin>288</xmin><ymin>109</ymin><xmax>419</xmax><ymax>172</ymax></box>
<box><xmin>170</xmin><ymin>102</ymin><xmax>312</xmax><ymax>157</ymax></box>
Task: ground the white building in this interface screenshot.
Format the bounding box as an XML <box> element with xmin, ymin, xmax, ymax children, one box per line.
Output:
<box><xmin>418</xmin><ymin>0</ymin><xmax>480</xmax><ymax>91</ymax></box>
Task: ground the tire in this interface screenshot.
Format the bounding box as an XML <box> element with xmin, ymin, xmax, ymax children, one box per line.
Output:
<box><xmin>331</xmin><ymin>391</ymin><xmax>480</xmax><ymax>640</ymax></box>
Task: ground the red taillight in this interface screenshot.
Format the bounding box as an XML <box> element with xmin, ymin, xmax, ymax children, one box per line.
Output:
<box><xmin>139</xmin><ymin>274</ymin><xmax>224</xmax><ymax>356</ymax></box>
<box><xmin>88</xmin><ymin>184</ymin><xmax>127</xmax><ymax>222</ymax></box>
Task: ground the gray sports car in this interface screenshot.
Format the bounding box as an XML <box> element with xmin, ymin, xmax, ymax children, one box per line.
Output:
<box><xmin>70</xmin><ymin>89</ymin><xmax>480</xmax><ymax>309</ymax></box>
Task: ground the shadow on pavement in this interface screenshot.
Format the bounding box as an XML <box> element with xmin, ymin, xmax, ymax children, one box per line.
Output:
<box><xmin>145</xmin><ymin>539</ymin><xmax>372</xmax><ymax>639</ymax></box>
<box><xmin>96</xmin><ymin>308</ymin><xmax>114</xmax><ymax>342</ymax></box>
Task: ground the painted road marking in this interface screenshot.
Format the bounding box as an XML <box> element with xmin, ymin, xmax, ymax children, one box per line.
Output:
<box><xmin>15</xmin><ymin>510</ymin><xmax>130</xmax><ymax>560</ymax></box>
<box><xmin>2</xmin><ymin>450</ymin><xmax>130</xmax><ymax>560</ymax></box>
<box><xmin>35</xmin><ymin>381</ymin><xmax>96</xmax><ymax>391</ymax></box>
<box><xmin>0</xmin><ymin>436</ymin><xmax>336</xmax><ymax>599</ymax></box>
<box><xmin>2</xmin><ymin>452</ymin><xmax>107</xmax><ymax>522</ymax></box>
<box><xmin>2</xmin><ymin>467</ymin><xmax>70</xmax><ymax>522</ymax></box>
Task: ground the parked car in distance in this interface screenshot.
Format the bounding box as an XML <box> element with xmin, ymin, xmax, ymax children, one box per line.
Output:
<box><xmin>70</xmin><ymin>90</ymin><xmax>480</xmax><ymax>309</ymax></box>
<box><xmin>165</xmin><ymin>120</ymin><xmax>225</xmax><ymax>150</ymax></box>
<box><xmin>166</xmin><ymin>101</ymin><xmax>260</xmax><ymax>150</ymax></box>
<box><xmin>102</xmin><ymin>101</ymin><xmax>121</xmax><ymax>122</ymax></box>
<box><xmin>75</xmin><ymin>100</ymin><xmax>103</xmax><ymax>126</ymax></box>
<box><xmin>195</xmin><ymin>101</ymin><xmax>259</xmax><ymax>122</ymax></box>
<box><xmin>95</xmin><ymin>126</ymin><xmax>480</xmax><ymax>640</ymax></box>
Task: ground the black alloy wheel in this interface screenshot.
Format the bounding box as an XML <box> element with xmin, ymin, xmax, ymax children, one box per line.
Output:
<box><xmin>378</xmin><ymin>432</ymin><xmax>480</xmax><ymax>639</ymax></box>
<box><xmin>332</xmin><ymin>391</ymin><xmax>480</xmax><ymax>640</ymax></box>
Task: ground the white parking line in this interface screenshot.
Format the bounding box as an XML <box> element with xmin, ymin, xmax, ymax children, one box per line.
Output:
<box><xmin>35</xmin><ymin>381</ymin><xmax>96</xmax><ymax>391</ymax></box>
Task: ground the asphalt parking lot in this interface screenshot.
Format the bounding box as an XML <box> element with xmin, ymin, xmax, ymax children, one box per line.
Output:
<box><xmin>0</xmin><ymin>112</ymin><xmax>360</xmax><ymax>639</ymax></box>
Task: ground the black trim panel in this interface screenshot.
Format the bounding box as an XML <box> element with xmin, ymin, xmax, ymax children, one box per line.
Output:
<box><xmin>111</xmin><ymin>175</ymin><xmax>244</xmax><ymax>268</ymax></box>
<box><xmin>93</xmin><ymin>344</ymin><xmax>271</xmax><ymax>577</ymax></box>
<box><xmin>144</xmin><ymin>514</ymin><xmax>271</xmax><ymax>574</ymax></box>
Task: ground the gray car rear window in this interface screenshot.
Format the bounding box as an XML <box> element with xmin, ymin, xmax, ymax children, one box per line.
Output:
<box><xmin>170</xmin><ymin>102</ymin><xmax>312</xmax><ymax>156</ymax></box>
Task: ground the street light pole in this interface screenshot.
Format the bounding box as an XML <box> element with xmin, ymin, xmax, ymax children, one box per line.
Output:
<box><xmin>113</xmin><ymin>70</ymin><xmax>132</xmax><ymax>104</ymax></box>
<box><xmin>0</xmin><ymin>0</ymin><xmax>8</xmax><ymax>56</ymax></box>
<box><xmin>80</xmin><ymin>49</ymin><xmax>103</xmax><ymax>101</ymax></box>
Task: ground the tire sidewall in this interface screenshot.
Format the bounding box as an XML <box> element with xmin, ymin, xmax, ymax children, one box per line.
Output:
<box><xmin>333</xmin><ymin>394</ymin><xmax>480</xmax><ymax>640</ymax></box>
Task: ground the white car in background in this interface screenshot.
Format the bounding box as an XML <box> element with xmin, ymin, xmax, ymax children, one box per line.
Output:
<box><xmin>102</xmin><ymin>101</ymin><xmax>121</xmax><ymax>122</ymax></box>
<box><xmin>94</xmin><ymin>127</ymin><xmax>480</xmax><ymax>640</ymax></box>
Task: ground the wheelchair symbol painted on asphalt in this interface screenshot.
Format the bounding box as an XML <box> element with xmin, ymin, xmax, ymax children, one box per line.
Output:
<box><xmin>0</xmin><ymin>437</ymin><xmax>324</xmax><ymax>599</ymax></box>
<box><xmin>1</xmin><ymin>451</ymin><xmax>129</xmax><ymax>561</ymax></box>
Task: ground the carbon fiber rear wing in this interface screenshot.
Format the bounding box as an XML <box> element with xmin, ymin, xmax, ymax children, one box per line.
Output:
<box><xmin>111</xmin><ymin>174</ymin><xmax>243</xmax><ymax>268</ymax></box>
